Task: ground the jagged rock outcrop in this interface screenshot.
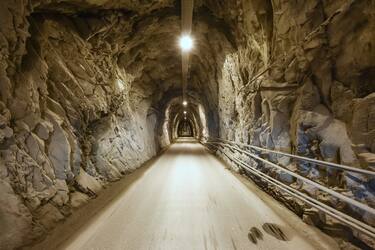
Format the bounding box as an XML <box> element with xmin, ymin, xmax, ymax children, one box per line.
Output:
<box><xmin>213</xmin><ymin>0</ymin><xmax>375</xmax><ymax>247</ymax></box>
<box><xmin>0</xmin><ymin>3</ymin><xmax>163</xmax><ymax>249</ymax></box>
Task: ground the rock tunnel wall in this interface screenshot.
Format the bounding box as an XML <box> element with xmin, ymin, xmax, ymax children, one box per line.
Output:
<box><xmin>212</xmin><ymin>0</ymin><xmax>375</xmax><ymax>245</ymax></box>
<box><xmin>217</xmin><ymin>0</ymin><xmax>375</xmax><ymax>160</ymax></box>
<box><xmin>0</xmin><ymin>3</ymin><xmax>163</xmax><ymax>248</ymax></box>
<box><xmin>0</xmin><ymin>0</ymin><xmax>374</xmax><ymax>249</ymax></box>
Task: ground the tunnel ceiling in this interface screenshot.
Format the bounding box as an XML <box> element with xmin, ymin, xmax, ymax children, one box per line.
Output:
<box><xmin>29</xmin><ymin>0</ymin><xmax>239</xmax><ymax>112</ymax></box>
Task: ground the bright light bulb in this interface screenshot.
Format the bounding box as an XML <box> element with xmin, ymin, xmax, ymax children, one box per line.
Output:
<box><xmin>184</xmin><ymin>117</ymin><xmax>187</xmax><ymax>120</ymax></box>
<box><xmin>182</xmin><ymin>101</ymin><xmax>188</xmax><ymax>106</ymax></box>
<box><xmin>183</xmin><ymin>111</ymin><xmax>187</xmax><ymax>114</ymax></box>
<box><xmin>179</xmin><ymin>35</ymin><xmax>193</xmax><ymax>51</ymax></box>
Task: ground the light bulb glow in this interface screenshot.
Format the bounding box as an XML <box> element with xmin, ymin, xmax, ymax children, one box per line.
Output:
<box><xmin>182</xmin><ymin>101</ymin><xmax>188</xmax><ymax>106</ymax></box>
<box><xmin>179</xmin><ymin>35</ymin><xmax>193</xmax><ymax>51</ymax></box>
<box><xmin>183</xmin><ymin>111</ymin><xmax>187</xmax><ymax>114</ymax></box>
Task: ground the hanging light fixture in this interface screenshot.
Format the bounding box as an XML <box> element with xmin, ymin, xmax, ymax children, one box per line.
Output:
<box><xmin>179</xmin><ymin>35</ymin><xmax>193</xmax><ymax>52</ymax></box>
<box><xmin>180</xmin><ymin>0</ymin><xmax>194</xmax><ymax>109</ymax></box>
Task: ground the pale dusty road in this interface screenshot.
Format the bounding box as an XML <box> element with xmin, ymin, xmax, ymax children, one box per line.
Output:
<box><xmin>39</xmin><ymin>140</ymin><xmax>339</xmax><ymax>250</ymax></box>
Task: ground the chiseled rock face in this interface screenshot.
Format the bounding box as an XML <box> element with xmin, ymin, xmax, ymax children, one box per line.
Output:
<box><xmin>32</xmin><ymin>0</ymin><xmax>174</xmax><ymax>14</ymax></box>
<box><xmin>0</xmin><ymin>177</ymin><xmax>37</xmax><ymax>249</ymax></box>
<box><xmin>214</xmin><ymin>0</ymin><xmax>375</xmax><ymax>245</ymax></box>
<box><xmin>352</xmin><ymin>93</ymin><xmax>375</xmax><ymax>152</ymax></box>
<box><xmin>0</xmin><ymin>2</ymin><xmax>163</xmax><ymax>248</ymax></box>
<box><xmin>47</xmin><ymin>111</ymin><xmax>73</xmax><ymax>180</ymax></box>
<box><xmin>69</xmin><ymin>191</ymin><xmax>90</xmax><ymax>208</ymax></box>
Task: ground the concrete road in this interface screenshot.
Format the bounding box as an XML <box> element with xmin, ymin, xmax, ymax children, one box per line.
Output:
<box><xmin>45</xmin><ymin>140</ymin><xmax>339</xmax><ymax>250</ymax></box>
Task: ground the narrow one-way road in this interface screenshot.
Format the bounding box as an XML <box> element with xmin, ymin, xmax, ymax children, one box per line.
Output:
<box><xmin>37</xmin><ymin>140</ymin><xmax>339</xmax><ymax>250</ymax></box>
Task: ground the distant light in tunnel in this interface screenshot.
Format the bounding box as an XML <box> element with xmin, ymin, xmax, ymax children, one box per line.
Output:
<box><xmin>184</xmin><ymin>117</ymin><xmax>187</xmax><ymax>120</ymax></box>
<box><xmin>182</xmin><ymin>100</ymin><xmax>188</xmax><ymax>106</ymax></box>
<box><xmin>179</xmin><ymin>35</ymin><xmax>193</xmax><ymax>52</ymax></box>
<box><xmin>183</xmin><ymin>111</ymin><xmax>187</xmax><ymax>115</ymax></box>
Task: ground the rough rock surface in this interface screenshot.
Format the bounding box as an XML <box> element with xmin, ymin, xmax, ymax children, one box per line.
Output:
<box><xmin>0</xmin><ymin>0</ymin><xmax>374</xmax><ymax>249</ymax></box>
<box><xmin>212</xmin><ymin>0</ymin><xmax>375</xmax><ymax>247</ymax></box>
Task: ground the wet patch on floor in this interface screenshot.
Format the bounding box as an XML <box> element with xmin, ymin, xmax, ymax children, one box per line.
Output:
<box><xmin>247</xmin><ymin>227</ymin><xmax>263</xmax><ymax>244</ymax></box>
<box><xmin>262</xmin><ymin>223</ymin><xmax>289</xmax><ymax>241</ymax></box>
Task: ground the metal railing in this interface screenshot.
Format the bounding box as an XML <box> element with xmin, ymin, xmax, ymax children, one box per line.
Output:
<box><xmin>201</xmin><ymin>137</ymin><xmax>375</xmax><ymax>238</ymax></box>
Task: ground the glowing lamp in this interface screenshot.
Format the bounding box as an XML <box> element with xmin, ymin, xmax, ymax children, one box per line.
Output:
<box><xmin>179</xmin><ymin>35</ymin><xmax>193</xmax><ymax>52</ymax></box>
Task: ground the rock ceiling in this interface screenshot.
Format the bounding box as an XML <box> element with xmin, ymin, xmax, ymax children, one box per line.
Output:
<box><xmin>29</xmin><ymin>0</ymin><xmax>239</xmax><ymax>112</ymax></box>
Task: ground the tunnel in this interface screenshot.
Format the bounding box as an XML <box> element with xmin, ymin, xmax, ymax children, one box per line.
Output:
<box><xmin>0</xmin><ymin>0</ymin><xmax>375</xmax><ymax>249</ymax></box>
<box><xmin>177</xmin><ymin>120</ymin><xmax>193</xmax><ymax>137</ymax></box>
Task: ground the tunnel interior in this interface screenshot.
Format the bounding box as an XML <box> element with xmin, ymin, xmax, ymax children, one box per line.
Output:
<box><xmin>177</xmin><ymin>119</ymin><xmax>193</xmax><ymax>137</ymax></box>
<box><xmin>0</xmin><ymin>0</ymin><xmax>374</xmax><ymax>249</ymax></box>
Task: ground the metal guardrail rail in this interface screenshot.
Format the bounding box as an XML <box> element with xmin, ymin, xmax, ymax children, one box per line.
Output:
<box><xmin>216</xmin><ymin>138</ymin><xmax>375</xmax><ymax>176</ymax></box>
<box><xmin>201</xmin><ymin>137</ymin><xmax>375</xmax><ymax>238</ymax></box>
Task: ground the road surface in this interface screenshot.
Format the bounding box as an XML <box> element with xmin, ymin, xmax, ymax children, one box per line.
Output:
<box><xmin>34</xmin><ymin>139</ymin><xmax>339</xmax><ymax>250</ymax></box>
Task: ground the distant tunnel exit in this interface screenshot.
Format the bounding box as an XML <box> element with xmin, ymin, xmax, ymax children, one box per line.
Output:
<box><xmin>177</xmin><ymin>120</ymin><xmax>194</xmax><ymax>137</ymax></box>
